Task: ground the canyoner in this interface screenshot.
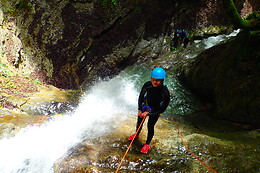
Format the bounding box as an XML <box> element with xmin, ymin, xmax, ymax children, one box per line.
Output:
<box><xmin>129</xmin><ymin>67</ymin><xmax>170</xmax><ymax>153</ymax></box>
<box><xmin>116</xmin><ymin>67</ymin><xmax>170</xmax><ymax>171</ymax></box>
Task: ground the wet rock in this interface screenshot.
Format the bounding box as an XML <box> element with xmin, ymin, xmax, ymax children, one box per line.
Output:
<box><xmin>0</xmin><ymin>122</ymin><xmax>20</xmax><ymax>138</ymax></box>
<box><xmin>54</xmin><ymin>113</ymin><xmax>259</xmax><ymax>172</ymax></box>
<box><xmin>0</xmin><ymin>84</ymin><xmax>83</xmax><ymax>136</ymax></box>
<box><xmin>4</xmin><ymin>85</ymin><xmax>82</xmax><ymax>115</ymax></box>
<box><xmin>177</xmin><ymin>30</ymin><xmax>260</xmax><ymax>127</ymax></box>
<box><xmin>20</xmin><ymin>101</ymin><xmax>76</xmax><ymax>116</ymax></box>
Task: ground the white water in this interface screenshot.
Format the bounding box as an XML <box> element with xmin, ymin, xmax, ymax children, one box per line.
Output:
<box><xmin>202</xmin><ymin>29</ymin><xmax>240</xmax><ymax>49</ymax></box>
<box><xmin>0</xmin><ymin>75</ymin><xmax>139</xmax><ymax>173</ymax></box>
<box><xmin>186</xmin><ymin>29</ymin><xmax>240</xmax><ymax>59</ymax></box>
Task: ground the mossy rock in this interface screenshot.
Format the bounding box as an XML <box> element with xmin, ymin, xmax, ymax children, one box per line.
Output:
<box><xmin>177</xmin><ymin>30</ymin><xmax>260</xmax><ymax>127</ymax></box>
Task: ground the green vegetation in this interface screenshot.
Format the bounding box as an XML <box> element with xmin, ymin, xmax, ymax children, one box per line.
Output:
<box><xmin>0</xmin><ymin>80</ymin><xmax>15</xmax><ymax>89</ymax></box>
<box><xmin>223</xmin><ymin>0</ymin><xmax>260</xmax><ymax>30</ymax></box>
<box><xmin>0</xmin><ymin>64</ymin><xmax>12</xmax><ymax>77</ymax></box>
<box><xmin>15</xmin><ymin>0</ymin><xmax>31</xmax><ymax>10</ymax></box>
<box><xmin>102</xmin><ymin>0</ymin><xmax>118</xmax><ymax>6</ymax></box>
<box><xmin>134</xmin><ymin>6</ymin><xmax>141</xmax><ymax>12</ymax></box>
<box><xmin>0</xmin><ymin>63</ymin><xmax>38</xmax><ymax>93</ymax></box>
<box><xmin>245</xmin><ymin>11</ymin><xmax>260</xmax><ymax>20</ymax></box>
<box><xmin>102</xmin><ymin>0</ymin><xmax>119</xmax><ymax>8</ymax></box>
<box><xmin>3</xmin><ymin>8</ymin><xmax>15</xmax><ymax>13</ymax></box>
<box><xmin>33</xmin><ymin>80</ymin><xmax>41</xmax><ymax>85</ymax></box>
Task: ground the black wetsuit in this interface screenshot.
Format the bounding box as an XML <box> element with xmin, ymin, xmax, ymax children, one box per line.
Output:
<box><xmin>180</xmin><ymin>31</ymin><xmax>187</xmax><ymax>42</ymax></box>
<box><xmin>183</xmin><ymin>36</ymin><xmax>189</xmax><ymax>48</ymax></box>
<box><xmin>136</xmin><ymin>81</ymin><xmax>170</xmax><ymax>144</ymax></box>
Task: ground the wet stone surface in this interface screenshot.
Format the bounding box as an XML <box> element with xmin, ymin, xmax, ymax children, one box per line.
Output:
<box><xmin>0</xmin><ymin>84</ymin><xmax>83</xmax><ymax>138</ymax></box>
<box><xmin>54</xmin><ymin>113</ymin><xmax>260</xmax><ymax>173</ymax></box>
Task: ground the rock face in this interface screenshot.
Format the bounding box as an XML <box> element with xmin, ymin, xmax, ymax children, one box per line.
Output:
<box><xmin>1</xmin><ymin>0</ymin><xmax>256</xmax><ymax>89</ymax></box>
<box><xmin>177</xmin><ymin>31</ymin><xmax>260</xmax><ymax>127</ymax></box>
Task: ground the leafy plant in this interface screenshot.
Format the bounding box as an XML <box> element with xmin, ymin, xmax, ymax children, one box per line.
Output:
<box><xmin>102</xmin><ymin>0</ymin><xmax>118</xmax><ymax>7</ymax></box>
<box><xmin>0</xmin><ymin>79</ymin><xmax>15</xmax><ymax>89</ymax></box>
<box><xmin>15</xmin><ymin>0</ymin><xmax>32</xmax><ymax>10</ymax></box>
<box><xmin>134</xmin><ymin>6</ymin><xmax>141</xmax><ymax>12</ymax></box>
<box><xmin>33</xmin><ymin>80</ymin><xmax>41</xmax><ymax>84</ymax></box>
<box><xmin>111</xmin><ymin>0</ymin><xmax>117</xmax><ymax>5</ymax></box>
<box><xmin>0</xmin><ymin>64</ymin><xmax>12</xmax><ymax>77</ymax></box>
<box><xmin>3</xmin><ymin>8</ymin><xmax>15</xmax><ymax>13</ymax></box>
<box><xmin>24</xmin><ymin>73</ymin><xmax>31</xmax><ymax>79</ymax></box>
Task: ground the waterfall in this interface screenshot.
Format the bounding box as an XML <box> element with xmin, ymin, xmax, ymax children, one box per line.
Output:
<box><xmin>0</xmin><ymin>75</ymin><xmax>139</xmax><ymax>173</ymax></box>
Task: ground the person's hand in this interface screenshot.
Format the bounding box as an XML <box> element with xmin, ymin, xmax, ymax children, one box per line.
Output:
<box><xmin>138</xmin><ymin>110</ymin><xmax>148</xmax><ymax>117</ymax></box>
<box><xmin>141</xmin><ymin>111</ymin><xmax>149</xmax><ymax>117</ymax></box>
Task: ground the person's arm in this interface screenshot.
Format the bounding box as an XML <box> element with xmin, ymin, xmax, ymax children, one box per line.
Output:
<box><xmin>138</xmin><ymin>82</ymin><xmax>151</xmax><ymax>117</ymax></box>
<box><xmin>138</xmin><ymin>82</ymin><xmax>148</xmax><ymax>111</ymax></box>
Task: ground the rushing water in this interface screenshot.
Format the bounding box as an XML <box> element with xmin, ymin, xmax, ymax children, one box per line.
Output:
<box><xmin>0</xmin><ymin>30</ymin><xmax>240</xmax><ymax>173</ymax></box>
<box><xmin>0</xmin><ymin>75</ymin><xmax>141</xmax><ymax>173</ymax></box>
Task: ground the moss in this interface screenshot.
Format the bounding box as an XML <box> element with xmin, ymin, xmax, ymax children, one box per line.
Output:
<box><xmin>15</xmin><ymin>0</ymin><xmax>31</xmax><ymax>10</ymax></box>
<box><xmin>64</xmin><ymin>89</ymin><xmax>85</xmax><ymax>104</ymax></box>
<box><xmin>245</xmin><ymin>11</ymin><xmax>260</xmax><ymax>20</ymax></box>
<box><xmin>224</xmin><ymin>0</ymin><xmax>260</xmax><ymax>30</ymax></box>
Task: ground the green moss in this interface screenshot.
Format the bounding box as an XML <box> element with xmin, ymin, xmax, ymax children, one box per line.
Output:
<box><xmin>245</xmin><ymin>11</ymin><xmax>260</xmax><ymax>20</ymax></box>
<box><xmin>33</xmin><ymin>80</ymin><xmax>41</xmax><ymax>85</ymax></box>
<box><xmin>102</xmin><ymin>0</ymin><xmax>118</xmax><ymax>7</ymax></box>
<box><xmin>0</xmin><ymin>64</ymin><xmax>12</xmax><ymax>77</ymax></box>
<box><xmin>3</xmin><ymin>8</ymin><xmax>15</xmax><ymax>13</ymax></box>
<box><xmin>224</xmin><ymin>0</ymin><xmax>260</xmax><ymax>30</ymax></box>
<box><xmin>15</xmin><ymin>0</ymin><xmax>31</xmax><ymax>10</ymax></box>
<box><xmin>134</xmin><ymin>6</ymin><xmax>141</xmax><ymax>12</ymax></box>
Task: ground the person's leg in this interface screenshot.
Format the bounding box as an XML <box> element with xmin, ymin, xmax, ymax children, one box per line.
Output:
<box><xmin>129</xmin><ymin>115</ymin><xmax>144</xmax><ymax>140</ymax></box>
<box><xmin>145</xmin><ymin>114</ymin><xmax>160</xmax><ymax>144</ymax></box>
<box><xmin>136</xmin><ymin>116</ymin><xmax>144</xmax><ymax>135</ymax></box>
<box><xmin>140</xmin><ymin>114</ymin><xmax>160</xmax><ymax>153</ymax></box>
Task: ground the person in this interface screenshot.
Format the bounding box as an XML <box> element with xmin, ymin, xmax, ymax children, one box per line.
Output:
<box><xmin>171</xmin><ymin>29</ymin><xmax>181</xmax><ymax>50</ymax></box>
<box><xmin>174</xmin><ymin>29</ymin><xmax>180</xmax><ymax>38</ymax></box>
<box><xmin>128</xmin><ymin>67</ymin><xmax>170</xmax><ymax>153</ymax></box>
<box><xmin>183</xmin><ymin>34</ymin><xmax>189</xmax><ymax>48</ymax></box>
<box><xmin>180</xmin><ymin>29</ymin><xmax>187</xmax><ymax>43</ymax></box>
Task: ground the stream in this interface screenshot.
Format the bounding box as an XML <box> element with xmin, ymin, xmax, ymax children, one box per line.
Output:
<box><xmin>0</xmin><ymin>30</ymin><xmax>259</xmax><ymax>173</ymax></box>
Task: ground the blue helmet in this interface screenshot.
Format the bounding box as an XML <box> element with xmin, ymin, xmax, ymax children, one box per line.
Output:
<box><xmin>151</xmin><ymin>67</ymin><xmax>166</xmax><ymax>79</ymax></box>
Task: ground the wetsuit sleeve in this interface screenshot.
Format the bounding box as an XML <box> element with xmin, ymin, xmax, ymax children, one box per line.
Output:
<box><xmin>148</xmin><ymin>86</ymin><xmax>170</xmax><ymax>116</ymax></box>
<box><xmin>138</xmin><ymin>82</ymin><xmax>148</xmax><ymax>110</ymax></box>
